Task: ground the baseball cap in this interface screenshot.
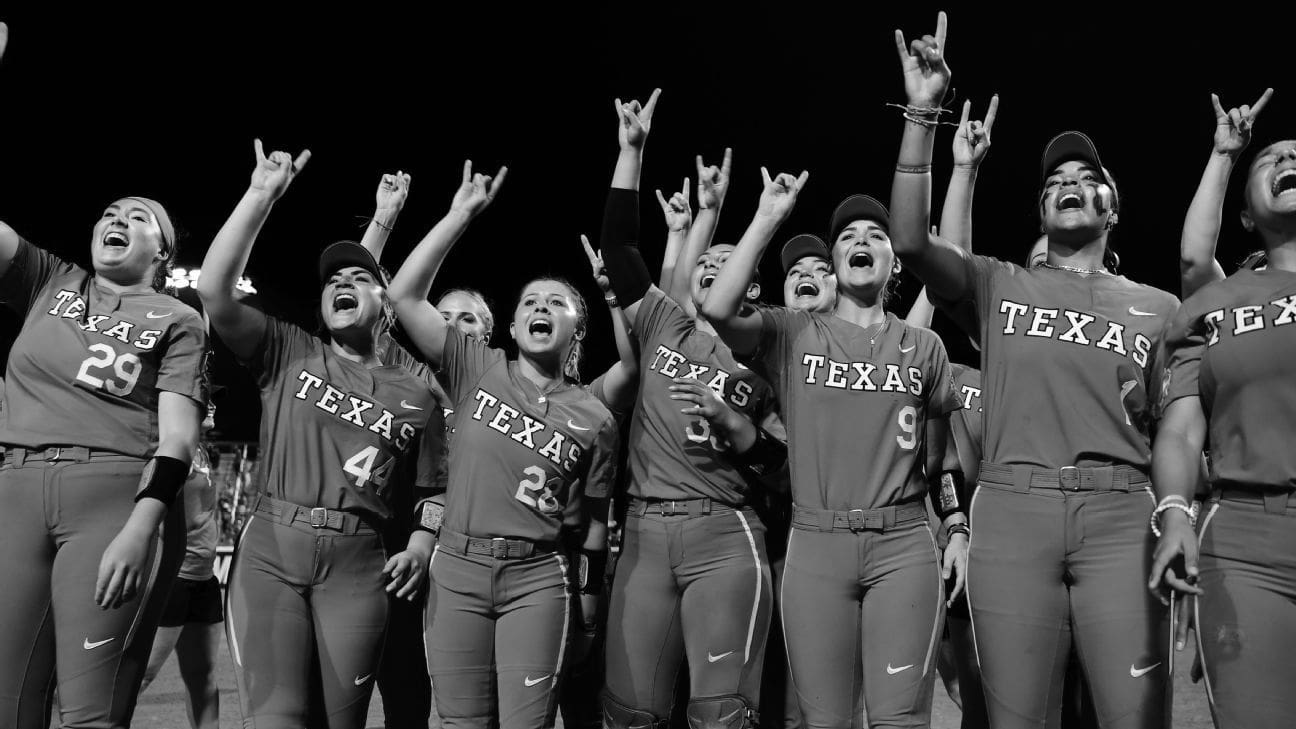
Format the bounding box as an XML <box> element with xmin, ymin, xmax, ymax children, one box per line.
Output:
<box><xmin>828</xmin><ymin>195</ymin><xmax>890</xmax><ymax>243</ymax></box>
<box><xmin>1040</xmin><ymin>131</ymin><xmax>1105</xmax><ymax>182</ymax></box>
<box><xmin>780</xmin><ymin>234</ymin><xmax>829</xmax><ymax>274</ymax></box>
<box><xmin>318</xmin><ymin>240</ymin><xmax>386</xmax><ymax>286</ymax></box>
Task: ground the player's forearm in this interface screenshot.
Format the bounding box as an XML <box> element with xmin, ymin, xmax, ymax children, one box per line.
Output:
<box><xmin>403</xmin><ymin>529</ymin><xmax>435</xmax><ymax>561</ymax></box>
<box><xmin>671</xmin><ymin>208</ymin><xmax>720</xmax><ymax>317</ymax></box>
<box><xmin>609</xmin><ymin>302</ymin><xmax>638</xmax><ymax>376</ymax></box>
<box><xmin>612</xmin><ymin>148</ymin><xmax>644</xmax><ymax>191</ymax></box>
<box><xmin>0</xmin><ymin>220</ymin><xmax>21</xmax><ymax>280</ymax></box>
<box><xmin>1151</xmin><ymin>399</ymin><xmax>1207</xmax><ymax>503</ymax></box>
<box><xmin>198</xmin><ymin>188</ymin><xmax>274</xmax><ymax>304</ymax></box>
<box><xmin>359</xmin><ymin>205</ymin><xmax>401</xmax><ymax>262</ymax></box>
<box><xmin>659</xmin><ymin>227</ymin><xmax>688</xmax><ymax>299</ymax></box>
<box><xmin>120</xmin><ymin>498</ymin><xmax>168</xmax><ymax>538</ymax></box>
<box><xmin>904</xmin><ymin>287</ymin><xmax>936</xmax><ymax>329</ymax></box>
<box><xmin>891</xmin><ymin>119</ymin><xmax>939</xmax><ymax>261</ymax></box>
<box><xmin>1180</xmin><ymin>152</ymin><xmax>1234</xmax><ymax>298</ymax></box>
<box><xmin>155</xmin><ymin>392</ymin><xmax>202</xmax><ymax>466</ymax></box>
<box><xmin>387</xmin><ymin>209</ymin><xmax>472</xmax><ymax>306</ymax></box>
<box><xmin>699</xmin><ymin>214</ymin><xmax>778</xmax><ymax>324</ymax></box>
<box><xmin>939</xmin><ymin>165</ymin><xmax>978</xmax><ymax>251</ymax></box>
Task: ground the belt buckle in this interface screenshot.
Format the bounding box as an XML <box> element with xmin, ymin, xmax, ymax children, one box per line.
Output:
<box><xmin>309</xmin><ymin>507</ymin><xmax>328</xmax><ymax>528</ymax></box>
<box><xmin>1059</xmin><ymin>466</ymin><xmax>1081</xmax><ymax>492</ymax></box>
<box><xmin>491</xmin><ymin>537</ymin><xmax>509</xmax><ymax>559</ymax></box>
<box><xmin>45</xmin><ymin>447</ymin><xmax>63</xmax><ymax>463</ymax></box>
<box><xmin>660</xmin><ymin>501</ymin><xmax>679</xmax><ymax>517</ymax></box>
<box><xmin>847</xmin><ymin>509</ymin><xmax>866</xmax><ymax>531</ymax></box>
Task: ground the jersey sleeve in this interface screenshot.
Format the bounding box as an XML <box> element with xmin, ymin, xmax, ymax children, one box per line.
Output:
<box><xmin>924</xmin><ymin>332</ymin><xmax>962</xmax><ymax>417</ymax></box>
<box><xmin>1156</xmin><ymin>301</ymin><xmax>1205</xmax><ymax>413</ymax></box>
<box><xmin>578</xmin><ymin>413</ymin><xmax>621</xmax><ymax>501</ymax></box>
<box><xmin>440</xmin><ymin>327</ymin><xmax>507</xmax><ymax>405</ymax></box>
<box><xmin>156</xmin><ymin>309</ymin><xmax>210</xmax><ymax>403</ymax></box>
<box><xmin>381</xmin><ymin>330</ymin><xmax>435</xmax><ymax>384</ymax></box>
<box><xmin>0</xmin><ymin>238</ymin><xmax>78</xmax><ymax>316</ymax></box>
<box><xmin>749</xmin><ymin>305</ymin><xmax>810</xmax><ymax>392</ymax></box>
<box><xmin>412</xmin><ymin>407</ymin><xmax>447</xmax><ymax>496</ymax></box>
<box><xmin>244</xmin><ymin>315</ymin><xmax>318</xmax><ymax>388</ymax></box>
<box><xmin>587</xmin><ymin>370</ymin><xmax>632</xmax><ymax>420</ymax></box>
<box><xmin>632</xmin><ymin>286</ymin><xmax>686</xmax><ymax>351</ymax></box>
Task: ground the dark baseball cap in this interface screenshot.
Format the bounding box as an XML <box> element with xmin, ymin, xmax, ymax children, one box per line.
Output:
<box><xmin>1040</xmin><ymin>131</ymin><xmax>1106</xmax><ymax>182</ymax></box>
<box><xmin>828</xmin><ymin>195</ymin><xmax>890</xmax><ymax>243</ymax></box>
<box><xmin>318</xmin><ymin>240</ymin><xmax>387</xmax><ymax>286</ymax></box>
<box><xmin>780</xmin><ymin>234</ymin><xmax>829</xmax><ymax>273</ymax></box>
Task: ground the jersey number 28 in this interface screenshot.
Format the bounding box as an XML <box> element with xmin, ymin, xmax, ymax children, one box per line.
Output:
<box><xmin>516</xmin><ymin>465</ymin><xmax>562</xmax><ymax>515</ymax></box>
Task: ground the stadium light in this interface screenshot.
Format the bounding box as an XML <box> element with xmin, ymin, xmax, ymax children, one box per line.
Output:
<box><xmin>166</xmin><ymin>268</ymin><xmax>257</xmax><ymax>295</ymax></box>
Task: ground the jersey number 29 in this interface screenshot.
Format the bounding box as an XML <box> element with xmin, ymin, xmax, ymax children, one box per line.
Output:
<box><xmin>75</xmin><ymin>343</ymin><xmax>141</xmax><ymax>396</ymax></box>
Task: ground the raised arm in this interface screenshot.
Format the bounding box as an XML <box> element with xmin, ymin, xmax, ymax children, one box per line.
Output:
<box><xmin>359</xmin><ymin>171</ymin><xmax>411</xmax><ymax>262</ymax></box>
<box><xmin>1181</xmin><ymin>89</ymin><xmax>1272</xmax><ymax>298</ymax></box>
<box><xmin>0</xmin><ymin>26</ymin><xmax>23</xmax><ymax>278</ymax></box>
<box><xmin>656</xmin><ymin>178</ymin><xmax>692</xmax><ymax>302</ymax></box>
<box><xmin>598</xmin><ymin>89</ymin><xmax>662</xmax><ymax>326</ymax></box>
<box><xmin>387</xmin><ymin>161</ymin><xmax>506</xmax><ymax>369</ymax></box>
<box><xmin>581</xmin><ymin>234</ymin><xmax>638</xmax><ymax>410</ymax></box>
<box><xmin>197</xmin><ymin>140</ymin><xmax>311</xmax><ymax>362</ymax></box>
<box><xmin>905</xmin><ymin>96</ymin><xmax>997</xmax><ymax>329</ymax></box>
<box><xmin>670</xmin><ymin>149</ymin><xmax>733</xmax><ymax>318</ymax></box>
<box><xmin>700</xmin><ymin>168</ymin><xmax>808</xmax><ymax>357</ymax></box>
<box><xmin>890</xmin><ymin>12</ymin><xmax>971</xmax><ymax>301</ymax></box>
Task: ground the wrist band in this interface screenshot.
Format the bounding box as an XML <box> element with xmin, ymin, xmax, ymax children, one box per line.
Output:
<box><xmin>604</xmin><ymin>295</ymin><xmax>620</xmax><ymax>307</ymax></box>
<box><xmin>930</xmin><ymin>470</ymin><xmax>967</xmax><ymax>521</ymax></box>
<box><xmin>731</xmin><ymin>426</ymin><xmax>788</xmax><ymax>477</ymax></box>
<box><xmin>578</xmin><ymin>549</ymin><xmax>608</xmax><ymax>595</ymax></box>
<box><xmin>896</xmin><ymin>163</ymin><xmax>933</xmax><ymax>174</ymax></box>
<box><xmin>373</xmin><ymin>218</ymin><xmax>394</xmax><ymax>232</ymax></box>
<box><xmin>1150</xmin><ymin>496</ymin><xmax>1198</xmax><ymax>537</ymax></box>
<box><xmin>135</xmin><ymin>455</ymin><xmax>191</xmax><ymax>506</ymax></box>
<box><xmin>414</xmin><ymin>498</ymin><xmax>445</xmax><ymax>535</ymax></box>
<box><xmin>945</xmin><ymin>523</ymin><xmax>970</xmax><ymax>540</ymax></box>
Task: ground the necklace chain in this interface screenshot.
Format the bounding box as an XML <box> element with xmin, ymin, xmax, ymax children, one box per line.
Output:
<box><xmin>1038</xmin><ymin>261</ymin><xmax>1111</xmax><ymax>276</ymax></box>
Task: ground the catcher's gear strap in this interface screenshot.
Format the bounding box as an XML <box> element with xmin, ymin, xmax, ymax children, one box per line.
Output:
<box><xmin>599</xmin><ymin>188</ymin><xmax>652</xmax><ymax>307</ymax></box>
<box><xmin>414</xmin><ymin>496</ymin><xmax>445</xmax><ymax>535</ymax></box>
<box><xmin>685</xmin><ymin>695</ymin><xmax>758</xmax><ymax>729</ymax></box>
<box><xmin>731</xmin><ymin>426</ymin><xmax>788</xmax><ymax>478</ymax></box>
<box><xmin>602</xmin><ymin>691</ymin><xmax>666</xmax><ymax>729</ymax></box>
<box><xmin>134</xmin><ymin>455</ymin><xmax>190</xmax><ymax>506</ymax></box>
<box><xmin>578</xmin><ymin>548</ymin><xmax>608</xmax><ymax>595</ymax></box>
<box><xmin>930</xmin><ymin>469</ymin><xmax>967</xmax><ymax>521</ymax></box>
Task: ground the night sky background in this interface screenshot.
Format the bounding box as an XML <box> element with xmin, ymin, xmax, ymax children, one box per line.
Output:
<box><xmin>1</xmin><ymin>6</ymin><xmax>1292</xmax><ymax>440</ymax></box>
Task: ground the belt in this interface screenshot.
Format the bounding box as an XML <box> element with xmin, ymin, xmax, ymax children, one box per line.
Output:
<box><xmin>1214</xmin><ymin>485</ymin><xmax>1296</xmax><ymax>515</ymax></box>
<box><xmin>438</xmin><ymin>529</ymin><xmax>557</xmax><ymax>560</ymax></box>
<box><xmin>791</xmin><ymin>501</ymin><xmax>927</xmax><ymax>533</ymax></box>
<box><xmin>3</xmin><ymin>446</ymin><xmax>122</xmax><ymax>466</ymax></box>
<box><xmin>254</xmin><ymin>495</ymin><xmax>374</xmax><ymax>535</ymax></box>
<box><xmin>978</xmin><ymin>462</ymin><xmax>1149</xmax><ymax>493</ymax></box>
<box><xmin>629</xmin><ymin>497</ymin><xmax>739</xmax><ymax>517</ymax></box>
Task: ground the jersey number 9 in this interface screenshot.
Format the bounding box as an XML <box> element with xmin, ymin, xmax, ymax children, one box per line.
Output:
<box><xmin>75</xmin><ymin>343</ymin><xmax>142</xmax><ymax>397</ymax></box>
<box><xmin>896</xmin><ymin>405</ymin><xmax>918</xmax><ymax>451</ymax></box>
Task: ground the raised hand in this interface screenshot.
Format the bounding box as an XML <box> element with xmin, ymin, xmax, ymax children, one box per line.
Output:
<box><xmin>1211</xmin><ymin>88</ymin><xmax>1273</xmax><ymax>157</ymax></box>
<box><xmin>250</xmin><ymin>139</ymin><xmax>311</xmax><ymax>202</ymax></box>
<box><xmin>449</xmin><ymin>160</ymin><xmax>508</xmax><ymax>219</ymax></box>
<box><xmin>952</xmin><ymin>95</ymin><xmax>998</xmax><ymax>168</ymax></box>
<box><xmin>0</xmin><ymin>22</ymin><xmax>9</xmax><ymax>63</ymax></box>
<box><xmin>894</xmin><ymin>11</ymin><xmax>951</xmax><ymax>109</ymax></box>
<box><xmin>696</xmin><ymin>148</ymin><xmax>734</xmax><ymax>211</ymax></box>
<box><xmin>615</xmin><ymin>88</ymin><xmax>662</xmax><ymax>150</ymax></box>
<box><xmin>756</xmin><ymin>167</ymin><xmax>810</xmax><ymax>222</ymax></box>
<box><xmin>376</xmin><ymin>170</ymin><xmax>412</xmax><ymax>213</ymax></box>
<box><xmin>580</xmin><ymin>234</ymin><xmax>612</xmax><ymax>296</ymax></box>
<box><xmin>656</xmin><ymin>178</ymin><xmax>693</xmax><ymax>232</ymax></box>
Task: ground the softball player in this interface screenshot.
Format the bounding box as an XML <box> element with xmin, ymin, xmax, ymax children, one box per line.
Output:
<box><xmin>0</xmin><ymin>190</ymin><xmax>205</xmax><ymax>729</ymax></box>
<box><xmin>704</xmin><ymin>180</ymin><xmax>967</xmax><ymax>728</ymax></box>
<box><xmin>782</xmin><ymin>234</ymin><xmax>836</xmax><ymax>315</ymax></box>
<box><xmin>596</xmin><ymin>90</ymin><xmax>787</xmax><ymax>729</ymax></box>
<box><xmin>386</xmin><ymin>161</ymin><xmax>618</xmax><ymax>729</ymax></box>
<box><xmin>198</xmin><ymin>141</ymin><xmax>440</xmax><ymax>729</ymax></box>
<box><xmin>1150</xmin><ymin>137</ymin><xmax>1296</xmax><ymax>729</ymax></box>
<box><xmin>891</xmin><ymin>15</ymin><xmax>1179</xmax><ymax>727</ymax></box>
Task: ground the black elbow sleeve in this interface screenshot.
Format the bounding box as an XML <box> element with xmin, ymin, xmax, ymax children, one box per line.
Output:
<box><xmin>600</xmin><ymin>188</ymin><xmax>652</xmax><ymax>305</ymax></box>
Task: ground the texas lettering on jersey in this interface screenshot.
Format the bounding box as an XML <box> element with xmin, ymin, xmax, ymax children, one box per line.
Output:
<box><xmin>997</xmin><ymin>300</ymin><xmax>1154</xmax><ymax>367</ymax></box>
<box><xmin>46</xmin><ymin>289</ymin><xmax>165</xmax><ymax>351</ymax></box>
<box><xmin>465</xmin><ymin>387</ymin><xmax>584</xmax><ymax>476</ymax></box>
<box><xmin>799</xmin><ymin>354</ymin><xmax>925</xmax><ymax>395</ymax></box>
<box><xmin>959</xmin><ymin>381</ymin><xmax>982</xmax><ymax>413</ymax></box>
<box><xmin>647</xmin><ymin>343</ymin><xmax>754</xmax><ymax>408</ymax></box>
<box><xmin>1198</xmin><ymin>292</ymin><xmax>1296</xmax><ymax>345</ymax></box>
<box><xmin>292</xmin><ymin>369</ymin><xmax>417</xmax><ymax>451</ymax></box>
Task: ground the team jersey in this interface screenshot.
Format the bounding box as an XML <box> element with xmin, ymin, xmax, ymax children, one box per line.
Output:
<box><xmin>377</xmin><ymin>331</ymin><xmax>446</xmax><ymax>498</ymax></box>
<box><xmin>936</xmin><ymin>253</ymin><xmax>1179</xmax><ymax>470</ymax></box>
<box><xmin>949</xmin><ymin>364</ymin><xmax>983</xmax><ymax>484</ymax></box>
<box><xmin>438</xmin><ymin>328</ymin><xmax>619</xmax><ymax>543</ymax></box>
<box><xmin>243</xmin><ymin>317</ymin><xmax>438</xmax><ymax>522</ymax></box>
<box><xmin>179</xmin><ymin>444</ymin><xmax>218</xmax><ymax>581</ymax></box>
<box><xmin>625</xmin><ymin>287</ymin><xmax>777</xmax><ymax>504</ymax></box>
<box><xmin>0</xmin><ymin>239</ymin><xmax>207</xmax><ymax>457</ymax></box>
<box><xmin>749</xmin><ymin>309</ymin><xmax>959</xmax><ymax>511</ymax></box>
<box><xmin>1159</xmin><ymin>268</ymin><xmax>1296</xmax><ymax>491</ymax></box>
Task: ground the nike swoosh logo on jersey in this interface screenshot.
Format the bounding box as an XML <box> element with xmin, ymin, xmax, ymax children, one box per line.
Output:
<box><xmin>1129</xmin><ymin>662</ymin><xmax>1161</xmax><ymax>678</ymax></box>
<box><xmin>354</xmin><ymin>673</ymin><xmax>372</xmax><ymax>686</ymax></box>
<box><xmin>400</xmin><ymin>400</ymin><xmax>423</xmax><ymax>410</ymax></box>
<box><xmin>524</xmin><ymin>674</ymin><xmax>551</xmax><ymax>687</ymax></box>
<box><xmin>83</xmin><ymin>637</ymin><xmax>115</xmax><ymax>650</ymax></box>
<box><xmin>1127</xmin><ymin>307</ymin><xmax>1157</xmax><ymax>316</ymax></box>
<box><xmin>886</xmin><ymin>663</ymin><xmax>914</xmax><ymax>675</ymax></box>
<box><xmin>145</xmin><ymin>311</ymin><xmax>172</xmax><ymax>319</ymax></box>
<box><xmin>568</xmin><ymin>419</ymin><xmax>590</xmax><ymax>431</ymax></box>
<box><xmin>707</xmin><ymin>651</ymin><xmax>734</xmax><ymax>663</ymax></box>
<box><xmin>899</xmin><ymin>344</ymin><xmax>916</xmax><ymax>354</ymax></box>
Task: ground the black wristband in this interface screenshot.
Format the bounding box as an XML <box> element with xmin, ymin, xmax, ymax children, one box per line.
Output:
<box><xmin>731</xmin><ymin>427</ymin><xmax>788</xmax><ymax>478</ymax></box>
<box><xmin>945</xmin><ymin>523</ymin><xmax>970</xmax><ymax>540</ymax></box>
<box><xmin>135</xmin><ymin>455</ymin><xmax>191</xmax><ymax>506</ymax></box>
<box><xmin>578</xmin><ymin>548</ymin><xmax>608</xmax><ymax>595</ymax></box>
<box><xmin>931</xmin><ymin>470</ymin><xmax>967</xmax><ymax>521</ymax></box>
<box><xmin>414</xmin><ymin>498</ymin><xmax>445</xmax><ymax>535</ymax></box>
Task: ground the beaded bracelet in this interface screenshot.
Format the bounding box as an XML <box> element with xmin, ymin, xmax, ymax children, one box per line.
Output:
<box><xmin>1150</xmin><ymin>496</ymin><xmax>1198</xmax><ymax>538</ymax></box>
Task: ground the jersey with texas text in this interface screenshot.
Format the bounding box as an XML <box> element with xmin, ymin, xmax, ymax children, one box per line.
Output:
<box><xmin>949</xmin><ymin>364</ymin><xmax>983</xmax><ymax>485</ymax></box>
<box><xmin>244</xmin><ymin>317</ymin><xmax>437</xmax><ymax>522</ymax></box>
<box><xmin>0</xmin><ymin>239</ymin><xmax>207</xmax><ymax>457</ymax></box>
<box><xmin>629</xmin><ymin>287</ymin><xmax>777</xmax><ymax>504</ymax></box>
<box><xmin>1160</xmin><ymin>268</ymin><xmax>1296</xmax><ymax>491</ymax></box>
<box><xmin>750</xmin><ymin>309</ymin><xmax>959</xmax><ymax>511</ymax></box>
<box><xmin>937</xmin><ymin>253</ymin><xmax>1179</xmax><ymax>470</ymax></box>
<box><xmin>439</xmin><ymin>329</ymin><xmax>619</xmax><ymax>543</ymax></box>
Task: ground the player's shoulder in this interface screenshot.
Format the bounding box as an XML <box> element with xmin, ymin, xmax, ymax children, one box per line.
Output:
<box><xmin>893</xmin><ymin>313</ymin><xmax>947</xmax><ymax>355</ymax></box>
<box><xmin>569</xmin><ymin>382</ymin><xmax>618</xmax><ymax>432</ymax></box>
<box><xmin>1111</xmin><ymin>275</ymin><xmax>1179</xmax><ymax>313</ymax></box>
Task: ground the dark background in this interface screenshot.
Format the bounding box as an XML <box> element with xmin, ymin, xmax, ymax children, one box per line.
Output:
<box><xmin>1</xmin><ymin>5</ymin><xmax>1290</xmax><ymax>439</ymax></box>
